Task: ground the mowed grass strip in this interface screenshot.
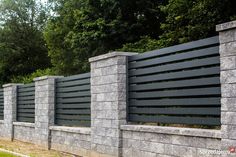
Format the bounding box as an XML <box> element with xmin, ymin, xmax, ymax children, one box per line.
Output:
<box><xmin>0</xmin><ymin>151</ymin><xmax>17</xmax><ymax>157</ymax></box>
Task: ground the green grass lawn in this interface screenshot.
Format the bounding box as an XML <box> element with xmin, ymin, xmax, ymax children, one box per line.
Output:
<box><xmin>0</xmin><ymin>151</ymin><xmax>17</xmax><ymax>157</ymax></box>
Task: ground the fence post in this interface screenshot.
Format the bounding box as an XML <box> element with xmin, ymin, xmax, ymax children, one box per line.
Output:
<box><xmin>216</xmin><ymin>20</ymin><xmax>236</xmax><ymax>150</ymax></box>
<box><xmin>33</xmin><ymin>76</ymin><xmax>63</xmax><ymax>149</ymax></box>
<box><xmin>2</xmin><ymin>83</ymin><xmax>22</xmax><ymax>141</ymax></box>
<box><xmin>89</xmin><ymin>52</ymin><xmax>137</xmax><ymax>157</ymax></box>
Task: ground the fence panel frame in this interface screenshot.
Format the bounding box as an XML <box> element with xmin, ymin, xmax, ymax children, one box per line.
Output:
<box><xmin>127</xmin><ymin>36</ymin><xmax>221</xmax><ymax>126</ymax></box>
<box><xmin>55</xmin><ymin>72</ymin><xmax>91</xmax><ymax>127</ymax></box>
<box><xmin>16</xmin><ymin>83</ymin><xmax>35</xmax><ymax>123</ymax></box>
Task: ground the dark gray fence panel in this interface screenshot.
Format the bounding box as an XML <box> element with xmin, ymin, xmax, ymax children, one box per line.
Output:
<box><xmin>17</xmin><ymin>83</ymin><xmax>35</xmax><ymax>123</ymax></box>
<box><xmin>128</xmin><ymin>36</ymin><xmax>221</xmax><ymax>126</ymax></box>
<box><xmin>0</xmin><ymin>89</ymin><xmax>3</xmax><ymax>120</ymax></box>
<box><xmin>55</xmin><ymin>73</ymin><xmax>91</xmax><ymax>127</ymax></box>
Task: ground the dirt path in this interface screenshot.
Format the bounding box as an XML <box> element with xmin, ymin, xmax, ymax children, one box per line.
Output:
<box><xmin>0</xmin><ymin>139</ymin><xmax>77</xmax><ymax>157</ymax></box>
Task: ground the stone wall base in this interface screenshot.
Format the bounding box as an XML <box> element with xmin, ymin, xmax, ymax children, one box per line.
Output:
<box><xmin>13</xmin><ymin>123</ymin><xmax>35</xmax><ymax>143</ymax></box>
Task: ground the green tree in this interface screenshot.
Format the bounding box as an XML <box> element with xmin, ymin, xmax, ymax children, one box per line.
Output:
<box><xmin>159</xmin><ymin>0</ymin><xmax>236</xmax><ymax>47</ymax></box>
<box><xmin>0</xmin><ymin>0</ymin><xmax>51</xmax><ymax>84</ymax></box>
<box><xmin>120</xmin><ymin>0</ymin><xmax>236</xmax><ymax>52</ymax></box>
<box><xmin>118</xmin><ymin>36</ymin><xmax>160</xmax><ymax>53</ymax></box>
<box><xmin>44</xmin><ymin>0</ymin><xmax>165</xmax><ymax>75</ymax></box>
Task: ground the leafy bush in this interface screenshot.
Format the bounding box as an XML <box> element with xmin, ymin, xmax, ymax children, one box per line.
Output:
<box><xmin>118</xmin><ymin>36</ymin><xmax>161</xmax><ymax>53</ymax></box>
<box><xmin>11</xmin><ymin>68</ymin><xmax>57</xmax><ymax>84</ymax></box>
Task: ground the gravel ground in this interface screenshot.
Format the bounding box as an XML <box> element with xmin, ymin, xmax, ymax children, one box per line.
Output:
<box><xmin>0</xmin><ymin>139</ymin><xmax>78</xmax><ymax>157</ymax></box>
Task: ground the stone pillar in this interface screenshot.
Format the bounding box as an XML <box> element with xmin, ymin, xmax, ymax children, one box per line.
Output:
<box><xmin>216</xmin><ymin>21</ymin><xmax>236</xmax><ymax>150</ymax></box>
<box><xmin>89</xmin><ymin>52</ymin><xmax>137</xmax><ymax>157</ymax></box>
<box><xmin>34</xmin><ymin>76</ymin><xmax>63</xmax><ymax>149</ymax></box>
<box><xmin>3</xmin><ymin>83</ymin><xmax>22</xmax><ymax>141</ymax></box>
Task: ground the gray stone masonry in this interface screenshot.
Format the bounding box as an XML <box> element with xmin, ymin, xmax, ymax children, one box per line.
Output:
<box><xmin>89</xmin><ymin>52</ymin><xmax>137</xmax><ymax>157</ymax></box>
<box><xmin>33</xmin><ymin>76</ymin><xmax>63</xmax><ymax>149</ymax></box>
<box><xmin>50</xmin><ymin>126</ymin><xmax>91</xmax><ymax>157</ymax></box>
<box><xmin>121</xmin><ymin>125</ymin><xmax>221</xmax><ymax>157</ymax></box>
<box><xmin>13</xmin><ymin>122</ymin><xmax>35</xmax><ymax>143</ymax></box>
<box><xmin>3</xmin><ymin>83</ymin><xmax>22</xmax><ymax>141</ymax></box>
<box><xmin>0</xmin><ymin>120</ymin><xmax>4</xmax><ymax>137</ymax></box>
<box><xmin>216</xmin><ymin>20</ymin><xmax>236</xmax><ymax>152</ymax></box>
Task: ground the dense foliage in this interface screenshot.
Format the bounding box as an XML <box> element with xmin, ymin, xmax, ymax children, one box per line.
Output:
<box><xmin>11</xmin><ymin>68</ymin><xmax>56</xmax><ymax>84</ymax></box>
<box><xmin>0</xmin><ymin>0</ymin><xmax>236</xmax><ymax>84</ymax></box>
<box><xmin>159</xmin><ymin>0</ymin><xmax>236</xmax><ymax>46</ymax></box>
<box><xmin>44</xmin><ymin>0</ymin><xmax>165</xmax><ymax>75</ymax></box>
<box><xmin>0</xmin><ymin>0</ymin><xmax>51</xmax><ymax>85</ymax></box>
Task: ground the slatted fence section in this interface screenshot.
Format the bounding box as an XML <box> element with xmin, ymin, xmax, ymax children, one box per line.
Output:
<box><xmin>128</xmin><ymin>36</ymin><xmax>221</xmax><ymax>126</ymax></box>
<box><xmin>17</xmin><ymin>83</ymin><xmax>35</xmax><ymax>123</ymax></box>
<box><xmin>55</xmin><ymin>73</ymin><xmax>91</xmax><ymax>127</ymax></box>
<box><xmin>0</xmin><ymin>89</ymin><xmax>3</xmax><ymax>120</ymax></box>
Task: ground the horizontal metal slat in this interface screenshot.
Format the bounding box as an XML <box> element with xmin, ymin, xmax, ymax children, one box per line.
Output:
<box><xmin>56</xmin><ymin>109</ymin><xmax>90</xmax><ymax>114</ymax></box>
<box><xmin>56</xmin><ymin>114</ymin><xmax>91</xmax><ymax>120</ymax></box>
<box><xmin>17</xmin><ymin>104</ymin><xmax>35</xmax><ymax>107</ymax></box>
<box><xmin>18</xmin><ymin>103</ymin><xmax>35</xmax><ymax>107</ymax></box>
<box><xmin>129</xmin><ymin>87</ymin><xmax>220</xmax><ymax>98</ymax></box>
<box><xmin>56</xmin><ymin>73</ymin><xmax>90</xmax><ymax>82</ymax></box>
<box><xmin>129</xmin><ymin>66</ymin><xmax>219</xmax><ymax>84</ymax></box>
<box><xmin>18</xmin><ymin>83</ymin><xmax>35</xmax><ymax>89</ymax></box>
<box><xmin>129</xmin><ymin>36</ymin><xmax>219</xmax><ymax>62</ymax></box>
<box><xmin>129</xmin><ymin>107</ymin><xmax>220</xmax><ymax>116</ymax></box>
<box><xmin>17</xmin><ymin>91</ymin><xmax>35</xmax><ymax>97</ymax></box>
<box><xmin>56</xmin><ymin>97</ymin><xmax>91</xmax><ymax>103</ymax></box>
<box><xmin>129</xmin><ymin>46</ymin><xmax>219</xmax><ymax>69</ymax></box>
<box><xmin>129</xmin><ymin>115</ymin><xmax>220</xmax><ymax>125</ymax></box>
<box><xmin>16</xmin><ymin>117</ymin><xmax>34</xmax><ymax>123</ymax></box>
<box><xmin>129</xmin><ymin>98</ymin><xmax>220</xmax><ymax>107</ymax></box>
<box><xmin>56</xmin><ymin>91</ymin><xmax>90</xmax><ymax>98</ymax></box>
<box><xmin>56</xmin><ymin>103</ymin><xmax>90</xmax><ymax>109</ymax></box>
<box><xmin>56</xmin><ymin>79</ymin><xmax>90</xmax><ymax>88</ymax></box>
<box><xmin>17</xmin><ymin>96</ymin><xmax>35</xmax><ymax>101</ymax></box>
<box><xmin>17</xmin><ymin>112</ymin><xmax>35</xmax><ymax>120</ymax></box>
<box><xmin>18</xmin><ymin>100</ymin><xmax>35</xmax><ymax>104</ymax></box>
<box><xmin>129</xmin><ymin>56</ymin><xmax>220</xmax><ymax>77</ymax></box>
<box><xmin>129</xmin><ymin>77</ymin><xmax>220</xmax><ymax>91</ymax></box>
<box><xmin>56</xmin><ymin>85</ymin><xmax>90</xmax><ymax>93</ymax></box>
<box><xmin>55</xmin><ymin>119</ymin><xmax>90</xmax><ymax>127</ymax></box>
<box><xmin>17</xmin><ymin>87</ymin><xmax>35</xmax><ymax>93</ymax></box>
<box><xmin>17</xmin><ymin>105</ymin><xmax>35</xmax><ymax>109</ymax></box>
<box><xmin>17</xmin><ymin>108</ymin><xmax>35</xmax><ymax>113</ymax></box>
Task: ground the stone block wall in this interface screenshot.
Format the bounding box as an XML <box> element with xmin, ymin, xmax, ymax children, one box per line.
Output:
<box><xmin>0</xmin><ymin>121</ymin><xmax>4</xmax><ymax>136</ymax></box>
<box><xmin>34</xmin><ymin>76</ymin><xmax>63</xmax><ymax>149</ymax></box>
<box><xmin>13</xmin><ymin>122</ymin><xmax>35</xmax><ymax>143</ymax></box>
<box><xmin>121</xmin><ymin>125</ymin><xmax>221</xmax><ymax>157</ymax></box>
<box><xmin>89</xmin><ymin>52</ymin><xmax>137</xmax><ymax>157</ymax></box>
<box><xmin>3</xmin><ymin>84</ymin><xmax>19</xmax><ymax>140</ymax></box>
<box><xmin>50</xmin><ymin>126</ymin><xmax>91</xmax><ymax>157</ymax></box>
<box><xmin>216</xmin><ymin>20</ymin><xmax>236</xmax><ymax>152</ymax></box>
